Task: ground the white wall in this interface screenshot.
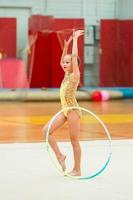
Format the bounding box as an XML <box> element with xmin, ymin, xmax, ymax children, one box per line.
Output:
<box><xmin>0</xmin><ymin>0</ymin><xmax>117</xmax><ymax>54</ymax></box>
<box><xmin>45</xmin><ymin>0</ymin><xmax>83</xmax><ymax>18</ymax></box>
<box><xmin>116</xmin><ymin>0</ymin><xmax>133</xmax><ymax>19</ymax></box>
<box><xmin>46</xmin><ymin>0</ymin><xmax>116</xmax><ymax>25</ymax></box>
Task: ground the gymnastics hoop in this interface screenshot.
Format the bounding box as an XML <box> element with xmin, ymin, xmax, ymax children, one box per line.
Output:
<box><xmin>45</xmin><ymin>106</ymin><xmax>112</xmax><ymax>180</ymax></box>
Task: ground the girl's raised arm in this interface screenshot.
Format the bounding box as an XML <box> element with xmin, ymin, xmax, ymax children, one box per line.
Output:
<box><xmin>71</xmin><ymin>30</ymin><xmax>84</xmax><ymax>79</ymax></box>
<box><xmin>60</xmin><ymin>36</ymin><xmax>72</xmax><ymax>67</ymax></box>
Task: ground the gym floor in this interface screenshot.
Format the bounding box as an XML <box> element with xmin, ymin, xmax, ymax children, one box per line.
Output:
<box><xmin>0</xmin><ymin>99</ymin><xmax>133</xmax><ymax>200</ymax></box>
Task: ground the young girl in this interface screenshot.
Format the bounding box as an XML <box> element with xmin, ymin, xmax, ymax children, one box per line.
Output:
<box><xmin>43</xmin><ymin>30</ymin><xmax>84</xmax><ymax>176</ymax></box>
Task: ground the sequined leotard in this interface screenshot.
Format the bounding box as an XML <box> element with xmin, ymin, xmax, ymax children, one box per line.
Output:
<box><xmin>60</xmin><ymin>73</ymin><xmax>81</xmax><ymax>117</ymax></box>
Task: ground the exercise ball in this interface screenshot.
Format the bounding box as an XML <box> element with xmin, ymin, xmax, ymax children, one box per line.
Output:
<box><xmin>101</xmin><ymin>91</ymin><xmax>110</xmax><ymax>101</ymax></box>
<box><xmin>92</xmin><ymin>91</ymin><xmax>102</xmax><ymax>101</ymax></box>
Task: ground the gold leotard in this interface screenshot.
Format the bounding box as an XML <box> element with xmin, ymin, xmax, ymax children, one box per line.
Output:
<box><xmin>60</xmin><ymin>73</ymin><xmax>81</xmax><ymax>117</ymax></box>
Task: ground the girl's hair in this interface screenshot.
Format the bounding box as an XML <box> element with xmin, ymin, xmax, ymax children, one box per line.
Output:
<box><xmin>67</xmin><ymin>54</ymin><xmax>81</xmax><ymax>66</ymax></box>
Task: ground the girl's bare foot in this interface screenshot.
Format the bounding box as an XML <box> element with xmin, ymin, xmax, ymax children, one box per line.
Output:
<box><xmin>58</xmin><ymin>155</ymin><xmax>66</xmax><ymax>171</ymax></box>
<box><xmin>68</xmin><ymin>170</ymin><xmax>81</xmax><ymax>176</ymax></box>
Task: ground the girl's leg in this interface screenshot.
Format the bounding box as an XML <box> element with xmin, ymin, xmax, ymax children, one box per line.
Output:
<box><xmin>67</xmin><ymin>111</ymin><xmax>81</xmax><ymax>176</ymax></box>
<box><xmin>42</xmin><ymin>113</ymin><xmax>67</xmax><ymax>170</ymax></box>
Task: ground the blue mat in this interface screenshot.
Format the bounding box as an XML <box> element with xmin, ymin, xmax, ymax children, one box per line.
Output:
<box><xmin>80</xmin><ymin>87</ymin><xmax>133</xmax><ymax>98</ymax></box>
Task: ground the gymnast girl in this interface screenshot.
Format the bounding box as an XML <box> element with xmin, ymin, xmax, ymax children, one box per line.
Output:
<box><xmin>43</xmin><ymin>29</ymin><xmax>84</xmax><ymax>176</ymax></box>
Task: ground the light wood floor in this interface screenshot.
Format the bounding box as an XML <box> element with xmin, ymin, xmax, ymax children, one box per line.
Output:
<box><xmin>0</xmin><ymin>99</ymin><xmax>133</xmax><ymax>143</ymax></box>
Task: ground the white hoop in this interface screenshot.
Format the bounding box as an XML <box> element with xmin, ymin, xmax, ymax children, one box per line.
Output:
<box><xmin>45</xmin><ymin>106</ymin><xmax>112</xmax><ymax>180</ymax></box>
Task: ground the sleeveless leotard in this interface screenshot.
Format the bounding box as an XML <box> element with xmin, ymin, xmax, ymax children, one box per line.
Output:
<box><xmin>60</xmin><ymin>73</ymin><xmax>81</xmax><ymax>117</ymax></box>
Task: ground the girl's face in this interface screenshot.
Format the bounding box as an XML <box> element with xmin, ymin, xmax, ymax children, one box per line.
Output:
<box><xmin>62</xmin><ymin>55</ymin><xmax>72</xmax><ymax>73</ymax></box>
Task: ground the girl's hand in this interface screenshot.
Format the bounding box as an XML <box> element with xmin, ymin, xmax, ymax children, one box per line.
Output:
<box><xmin>73</xmin><ymin>29</ymin><xmax>84</xmax><ymax>39</ymax></box>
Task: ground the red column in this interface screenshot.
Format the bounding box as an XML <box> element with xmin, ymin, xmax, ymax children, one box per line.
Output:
<box><xmin>29</xmin><ymin>31</ymin><xmax>51</xmax><ymax>88</ymax></box>
<box><xmin>50</xmin><ymin>32</ymin><xmax>64</xmax><ymax>88</ymax></box>
<box><xmin>100</xmin><ymin>19</ymin><xmax>133</xmax><ymax>86</ymax></box>
<box><xmin>0</xmin><ymin>18</ymin><xmax>16</xmax><ymax>57</ymax></box>
<box><xmin>99</xmin><ymin>19</ymin><xmax>119</xmax><ymax>86</ymax></box>
<box><xmin>118</xmin><ymin>20</ymin><xmax>133</xmax><ymax>86</ymax></box>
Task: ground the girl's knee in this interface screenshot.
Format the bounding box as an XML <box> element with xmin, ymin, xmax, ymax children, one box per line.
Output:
<box><xmin>42</xmin><ymin>125</ymin><xmax>52</xmax><ymax>139</ymax></box>
<box><xmin>70</xmin><ymin>135</ymin><xmax>79</xmax><ymax>145</ymax></box>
